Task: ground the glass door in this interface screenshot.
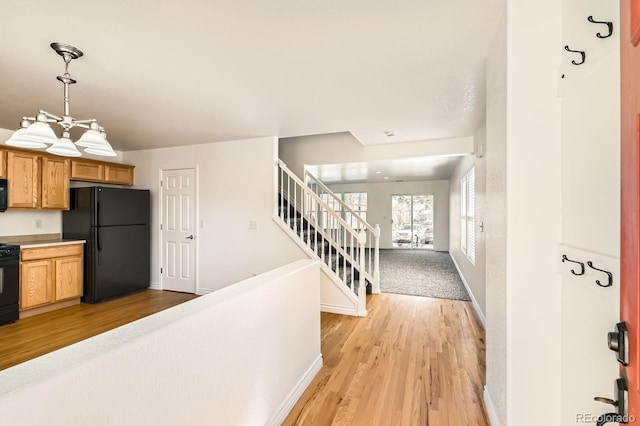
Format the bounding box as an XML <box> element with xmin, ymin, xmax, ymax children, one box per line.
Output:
<box><xmin>391</xmin><ymin>194</ymin><xmax>434</xmax><ymax>248</ymax></box>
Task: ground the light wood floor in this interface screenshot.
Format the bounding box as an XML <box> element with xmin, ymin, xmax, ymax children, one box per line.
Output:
<box><xmin>284</xmin><ymin>293</ymin><xmax>488</xmax><ymax>426</ymax></box>
<box><xmin>0</xmin><ymin>290</ymin><xmax>198</xmax><ymax>371</ymax></box>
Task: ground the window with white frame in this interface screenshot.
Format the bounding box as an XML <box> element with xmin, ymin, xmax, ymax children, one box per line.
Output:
<box><xmin>461</xmin><ymin>168</ymin><xmax>475</xmax><ymax>264</ymax></box>
<box><xmin>342</xmin><ymin>192</ymin><xmax>368</xmax><ymax>228</ymax></box>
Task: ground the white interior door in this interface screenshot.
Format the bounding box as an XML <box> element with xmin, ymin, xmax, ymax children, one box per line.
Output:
<box><xmin>161</xmin><ymin>168</ymin><xmax>197</xmax><ymax>293</ymax></box>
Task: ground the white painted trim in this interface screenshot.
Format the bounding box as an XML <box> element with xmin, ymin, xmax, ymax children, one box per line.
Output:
<box><xmin>449</xmin><ymin>252</ymin><xmax>486</xmax><ymax>327</ymax></box>
<box><xmin>266</xmin><ymin>354</ymin><xmax>323</xmax><ymax>426</ymax></box>
<box><xmin>484</xmin><ymin>386</ymin><xmax>501</xmax><ymax>426</ymax></box>
<box><xmin>321</xmin><ymin>303</ymin><xmax>359</xmax><ymax>316</ymax></box>
<box><xmin>148</xmin><ymin>282</ymin><xmax>160</xmax><ymax>290</ymax></box>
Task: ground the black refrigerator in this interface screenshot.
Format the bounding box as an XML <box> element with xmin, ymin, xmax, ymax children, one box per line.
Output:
<box><xmin>63</xmin><ymin>186</ymin><xmax>151</xmax><ymax>303</ymax></box>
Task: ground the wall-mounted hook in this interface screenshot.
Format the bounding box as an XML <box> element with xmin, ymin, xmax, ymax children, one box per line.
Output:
<box><xmin>587</xmin><ymin>261</ymin><xmax>613</xmax><ymax>287</ymax></box>
<box><xmin>587</xmin><ymin>16</ymin><xmax>613</xmax><ymax>39</ymax></box>
<box><xmin>562</xmin><ymin>254</ymin><xmax>585</xmax><ymax>275</ymax></box>
<box><xmin>564</xmin><ymin>45</ymin><xmax>586</xmax><ymax>65</ymax></box>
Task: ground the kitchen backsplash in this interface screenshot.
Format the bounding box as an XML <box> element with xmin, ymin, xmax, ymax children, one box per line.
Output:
<box><xmin>0</xmin><ymin>210</ymin><xmax>61</xmax><ymax>237</ymax></box>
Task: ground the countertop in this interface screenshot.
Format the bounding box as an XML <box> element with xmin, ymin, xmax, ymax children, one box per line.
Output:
<box><xmin>10</xmin><ymin>239</ymin><xmax>86</xmax><ymax>249</ymax></box>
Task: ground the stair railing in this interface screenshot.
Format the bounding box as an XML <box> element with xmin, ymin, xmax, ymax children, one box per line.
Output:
<box><xmin>277</xmin><ymin>161</ymin><xmax>378</xmax><ymax>312</ymax></box>
<box><xmin>304</xmin><ymin>169</ymin><xmax>380</xmax><ymax>292</ymax></box>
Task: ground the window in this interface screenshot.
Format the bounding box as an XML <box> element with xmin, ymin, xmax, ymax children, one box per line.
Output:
<box><xmin>318</xmin><ymin>192</ymin><xmax>367</xmax><ymax>230</ymax></box>
<box><xmin>342</xmin><ymin>192</ymin><xmax>367</xmax><ymax>228</ymax></box>
<box><xmin>461</xmin><ymin>168</ymin><xmax>475</xmax><ymax>264</ymax></box>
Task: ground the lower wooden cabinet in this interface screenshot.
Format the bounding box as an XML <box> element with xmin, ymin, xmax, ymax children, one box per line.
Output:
<box><xmin>20</xmin><ymin>259</ymin><xmax>54</xmax><ymax>309</ymax></box>
<box><xmin>55</xmin><ymin>256</ymin><xmax>83</xmax><ymax>301</ymax></box>
<box><xmin>20</xmin><ymin>244</ymin><xmax>83</xmax><ymax>313</ymax></box>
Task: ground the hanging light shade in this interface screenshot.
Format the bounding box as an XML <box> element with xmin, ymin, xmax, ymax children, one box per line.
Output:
<box><xmin>5</xmin><ymin>128</ymin><xmax>48</xmax><ymax>149</ymax></box>
<box><xmin>46</xmin><ymin>132</ymin><xmax>81</xmax><ymax>157</ymax></box>
<box><xmin>4</xmin><ymin>42</ymin><xmax>117</xmax><ymax>158</ymax></box>
<box><xmin>84</xmin><ymin>146</ymin><xmax>117</xmax><ymax>157</ymax></box>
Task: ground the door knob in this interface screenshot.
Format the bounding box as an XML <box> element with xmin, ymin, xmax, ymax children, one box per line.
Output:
<box><xmin>185</xmin><ymin>235</ymin><xmax>194</xmax><ymax>240</ymax></box>
<box><xmin>608</xmin><ymin>322</ymin><xmax>629</xmax><ymax>365</ymax></box>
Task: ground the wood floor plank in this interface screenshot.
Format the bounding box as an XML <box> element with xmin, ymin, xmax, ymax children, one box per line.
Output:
<box><xmin>0</xmin><ymin>289</ymin><xmax>198</xmax><ymax>371</ymax></box>
<box><xmin>283</xmin><ymin>294</ymin><xmax>489</xmax><ymax>426</ymax></box>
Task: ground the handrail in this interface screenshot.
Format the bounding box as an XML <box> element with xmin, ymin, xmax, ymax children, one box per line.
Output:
<box><xmin>278</xmin><ymin>160</ymin><xmax>358</xmax><ymax>233</ymax></box>
<box><xmin>277</xmin><ymin>160</ymin><xmax>381</xmax><ymax>308</ymax></box>
<box><xmin>304</xmin><ymin>169</ymin><xmax>380</xmax><ymax>237</ymax></box>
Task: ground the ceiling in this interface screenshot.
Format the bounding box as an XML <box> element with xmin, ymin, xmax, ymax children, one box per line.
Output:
<box><xmin>0</xmin><ymin>0</ymin><xmax>502</xmax><ymax>182</ymax></box>
<box><xmin>307</xmin><ymin>154</ymin><xmax>465</xmax><ymax>185</ymax></box>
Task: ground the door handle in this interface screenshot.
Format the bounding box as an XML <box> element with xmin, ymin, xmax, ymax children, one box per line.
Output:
<box><xmin>185</xmin><ymin>235</ymin><xmax>194</xmax><ymax>240</ymax></box>
<box><xmin>608</xmin><ymin>322</ymin><xmax>629</xmax><ymax>365</ymax></box>
<box><xmin>594</xmin><ymin>377</ymin><xmax>629</xmax><ymax>424</ymax></box>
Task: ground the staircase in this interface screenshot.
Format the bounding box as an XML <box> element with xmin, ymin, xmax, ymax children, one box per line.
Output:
<box><xmin>276</xmin><ymin>160</ymin><xmax>380</xmax><ymax>316</ymax></box>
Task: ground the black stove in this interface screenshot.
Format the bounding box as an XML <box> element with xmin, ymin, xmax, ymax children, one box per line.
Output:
<box><xmin>0</xmin><ymin>243</ymin><xmax>19</xmax><ymax>325</ymax></box>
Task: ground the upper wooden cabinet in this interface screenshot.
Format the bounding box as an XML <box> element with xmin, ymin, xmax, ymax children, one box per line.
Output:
<box><xmin>70</xmin><ymin>158</ymin><xmax>134</xmax><ymax>186</ymax></box>
<box><xmin>2</xmin><ymin>146</ymin><xmax>135</xmax><ymax>210</ymax></box>
<box><xmin>7</xmin><ymin>151</ymin><xmax>40</xmax><ymax>208</ymax></box>
<box><xmin>0</xmin><ymin>149</ymin><xmax>6</xmax><ymax>179</ymax></box>
<box><xmin>104</xmin><ymin>163</ymin><xmax>134</xmax><ymax>185</ymax></box>
<box><xmin>70</xmin><ymin>159</ymin><xmax>104</xmax><ymax>182</ymax></box>
<box><xmin>41</xmin><ymin>156</ymin><xmax>70</xmax><ymax>209</ymax></box>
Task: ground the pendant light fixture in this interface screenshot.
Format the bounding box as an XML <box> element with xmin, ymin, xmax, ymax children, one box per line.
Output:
<box><xmin>4</xmin><ymin>42</ymin><xmax>116</xmax><ymax>157</ymax></box>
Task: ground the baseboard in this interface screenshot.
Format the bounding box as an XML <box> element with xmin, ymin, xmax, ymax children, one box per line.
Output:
<box><xmin>266</xmin><ymin>354</ymin><xmax>323</xmax><ymax>426</ymax></box>
<box><xmin>483</xmin><ymin>386</ymin><xmax>501</xmax><ymax>426</ymax></box>
<box><xmin>321</xmin><ymin>303</ymin><xmax>359</xmax><ymax>316</ymax></box>
<box><xmin>148</xmin><ymin>282</ymin><xmax>161</xmax><ymax>290</ymax></box>
<box><xmin>449</xmin><ymin>253</ymin><xmax>486</xmax><ymax>327</ymax></box>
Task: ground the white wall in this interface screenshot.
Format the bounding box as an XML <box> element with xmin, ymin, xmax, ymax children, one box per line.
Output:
<box><xmin>484</xmin><ymin>12</ymin><xmax>508</xmax><ymax>426</ymax></box>
<box><xmin>506</xmin><ymin>0</ymin><xmax>562</xmax><ymax>424</ymax></box>
<box><xmin>449</xmin><ymin>148</ymin><xmax>487</xmax><ymax>318</ymax></box>
<box><xmin>279</xmin><ymin>131</ymin><xmax>473</xmax><ymax>179</ymax></box>
<box><xmin>559</xmin><ymin>0</ymin><xmax>620</xmax><ymax>424</ymax></box>
<box><xmin>0</xmin><ymin>259</ymin><xmax>322</xmax><ymax>426</ymax></box>
<box><xmin>123</xmin><ymin>137</ymin><xmax>305</xmax><ymax>293</ymax></box>
<box><xmin>326</xmin><ymin>179</ymin><xmax>450</xmax><ymax>251</ymax></box>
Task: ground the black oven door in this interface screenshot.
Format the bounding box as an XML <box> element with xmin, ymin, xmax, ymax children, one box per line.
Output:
<box><xmin>0</xmin><ymin>179</ymin><xmax>6</xmax><ymax>212</ymax></box>
<box><xmin>0</xmin><ymin>256</ymin><xmax>19</xmax><ymax>324</ymax></box>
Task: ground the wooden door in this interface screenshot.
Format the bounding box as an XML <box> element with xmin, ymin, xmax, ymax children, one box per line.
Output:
<box><xmin>161</xmin><ymin>168</ymin><xmax>197</xmax><ymax>293</ymax></box>
<box><xmin>7</xmin><ymin>151</ymin><xmax>39</xmax><ymax>208</ymax></box>
<box><xmin>41</xmin><ymin>156</ymin><xmax>70</xmax><ymax>209</ymax></box>
<box><xmin>621</xmin><ymin>0</ymin><xmax>640</xmax><ymax>418</ymax></box>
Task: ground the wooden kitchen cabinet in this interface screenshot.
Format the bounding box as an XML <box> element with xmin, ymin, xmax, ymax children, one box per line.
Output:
<box><xmin>70</xmin><ymin>159</ymin><xmax>104</xmax><ymax>182</ymax></box>
<box><xmin>104</xmin><ymin>163</ymin><xmax>134</xmax><ymax>185</ymax></box>
<box><xmin>70</xmin><ymin>158</ymin><xmax>134</xmax><ymax>185</ymax></box>
<box><xmin>20</xmin><ymin>259</ymin><xmax>54</xmax><ymax>310</ymax></box>
<box><xmin>7</xmin><ymin>151</ymin><xmax>40</xmax><ymax>208</ymax></box>
<box><xmin>0</xmin><ymin>149</ymin><xmax>6</xmax><ymax>178</ymax></box>
<box><xmin>41</xmin><ymin>156</ymin><xmax>70</xmax><ymax>209</ymax></box>
<box><xmin>54</xmin><ymin>256</ymin><xmax>83</xmax><ymax>301</ymax></box>
<box><xmin>20</xmin><ymin>243</ymin><xmax>84</xmax><ymax>316</ymax></box>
